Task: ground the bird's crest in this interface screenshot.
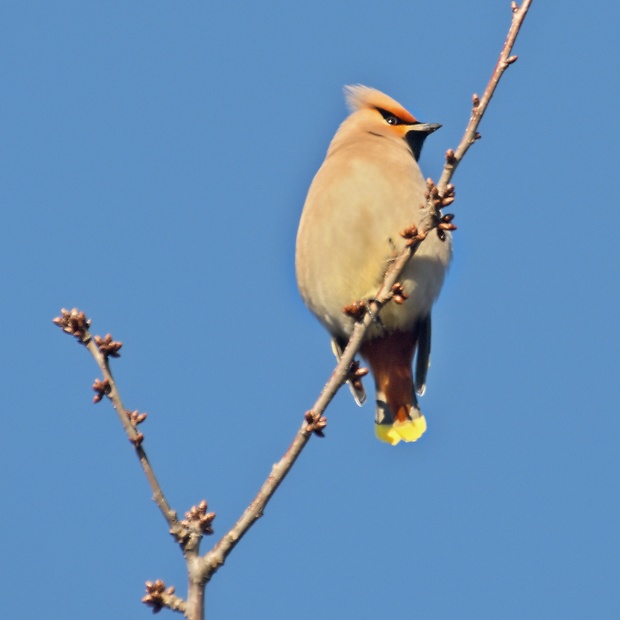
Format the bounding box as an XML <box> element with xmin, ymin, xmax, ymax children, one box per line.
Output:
<box><xmin>344</xmin><ymin>85</ymin><xmax>417</xmax><ymax>124</ymax></box>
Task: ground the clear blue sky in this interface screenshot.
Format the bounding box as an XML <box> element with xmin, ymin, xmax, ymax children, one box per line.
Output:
<box><xmin>2</xmin><ymin>2</ymin><xmax>618</xmax><ymax>618</ymax></box>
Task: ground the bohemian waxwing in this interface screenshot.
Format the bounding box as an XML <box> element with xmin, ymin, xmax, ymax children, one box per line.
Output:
<box><xmin>296</xmin><ymin>85</ymin><xmax>451</xmax><ymax>445</ymax></box>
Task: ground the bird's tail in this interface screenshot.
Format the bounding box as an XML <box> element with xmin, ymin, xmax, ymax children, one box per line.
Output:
<box><xmin>374</xmin><ymin>389</ymin><xmax>427</xmax><ymax>445</ymax></box>
<box><xmin>360</xmin><ymin>327</ymin><xmax>428</xmax><ymax>446</ymax></box>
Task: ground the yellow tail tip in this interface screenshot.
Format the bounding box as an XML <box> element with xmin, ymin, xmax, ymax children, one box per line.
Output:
<box><xmin>375</xmin><ymin>416</ymin><xmax>427</xmax><ymax>445</ymax></box>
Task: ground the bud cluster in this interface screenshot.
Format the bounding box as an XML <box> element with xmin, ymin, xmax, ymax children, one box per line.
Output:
<box><xmin>180</xmin><ymin>500</ymin><xmax>216</xmax><ymax>535</ymax></box>
<box><xmin>391</xmin><ymin>282</ymin><xmax>409</xmax><ymax>305</ymax></box>
<box><xmin>126</xmin><ymin>409</ymin><xmax>147</xmax><ymax>426</ymax></box>
<box><xmin>400</xmin><ymin>224</ymin><xmax>427</xmax><ymax>247</ymax></box>
<box><xmin>94</xmin><ymin>334</ymin><xmax>122</xmax><ymax>358</ymax></box>
<box><xmin>142</xmin><ymin>580</ymin><xmax>177</xmax><ymax>614</ymax></box>
<box><xmin>92</xmin><ymin>378</ymin><xmax>110</xmax><ymax>403</ymax></box>
<box><xmin>304</xmin><ymin>410</ymin><xmax>327</xmax><ymax>437</ymax></box>
<box><xmin>52</xmin><ymin>308</ymin><xmax>91</xmax><ymax>341</ymax></box>
<box><xmin>342</xmin><ymin>300</ymin><xmax>367</xmax><ymax>321</ymax></box>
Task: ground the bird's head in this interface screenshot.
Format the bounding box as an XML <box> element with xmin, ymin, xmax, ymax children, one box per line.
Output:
<box><xmin>334</xmin><ymin>84</ymin><xmax>440</xmax><ymax>160</ymax></box>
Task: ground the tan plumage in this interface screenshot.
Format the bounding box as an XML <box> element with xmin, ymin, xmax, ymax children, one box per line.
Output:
<box><xmin>296</xmin><ymin>85</ymin><xmax>451</xmax><ymax>445</ymax></box>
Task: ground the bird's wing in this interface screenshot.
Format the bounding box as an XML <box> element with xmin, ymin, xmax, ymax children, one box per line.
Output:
<box><xmin>331</xmin><ymin>337</ymin><xmax>367</xmax><ymax>406</ymax></box>
<box><xmin>414</xmin><ymin>314</ymin><xmax>431</xmax><ymax>396</ymax></box>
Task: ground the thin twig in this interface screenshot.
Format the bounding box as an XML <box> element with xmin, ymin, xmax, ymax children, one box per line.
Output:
<box><xmin>437</xmin><ymin>0</ymin><xmax>533</xmax><ymax>194</ymax></box>
<box><xmin>51</xmin><ymin>312</ymin><xmax>179</xmax><ymax>530</ymax></box>
<box><xmin>84</xmin><ymin>336</ymin><xmax>180</xmax><ymax>529</ymax></box>
<box><xmin>53</xmin><ymin>310</ymin><xmax>197</xmax><ymax>616</ymax></box>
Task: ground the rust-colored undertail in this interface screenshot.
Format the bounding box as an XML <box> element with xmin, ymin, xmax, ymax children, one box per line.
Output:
<box><xmin>360</xmin><ymin>327</ymin><xmax>427</xmax><ymax>445</ymax></box>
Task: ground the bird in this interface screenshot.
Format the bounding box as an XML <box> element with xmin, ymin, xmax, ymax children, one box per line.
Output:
<box><xmin>295</xmin><ymin>85</ymin><xmax>451</xmax><ymax>445</ymax></box>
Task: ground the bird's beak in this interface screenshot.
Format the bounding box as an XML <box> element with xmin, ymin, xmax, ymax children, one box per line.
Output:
<box><xmin>407</xmin><ymin>122</ymin><xmax>442</xmax><ymax>134</ymax></box>
<box><xmin>405</xmin><ymin>123</ymin><xmax>441</xmax><ymax>160</ymax></box>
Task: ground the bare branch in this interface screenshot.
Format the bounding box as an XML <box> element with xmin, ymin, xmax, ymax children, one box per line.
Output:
<box><xmin>437</xmin><ymin>0</ymin><xmax>533</xmax><ymax>194</ymax></box>
<box><xmin>53</xmin><ymin>3</ymin><xmax>534</xmax><ymax>616</ymax></box>
<box><xmin>52</xmin><ymin>309</ymin><xmax>179</xmax><ymax>532</ymax></box>
<box><xmin>53</xmin><ymin>309</ymin><xmax>205</xmax><ymax>616</ymax></box>
<box><xmin>86</xmin><ymin>338</ymin><xmax>180</xmax><ymax>529</ymax></box>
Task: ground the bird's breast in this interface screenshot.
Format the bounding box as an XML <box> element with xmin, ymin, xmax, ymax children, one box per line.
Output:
<box><xmin>296</xmin><ymin>147</ymin><xmax>451</xmax><ymax>340</ymax></box>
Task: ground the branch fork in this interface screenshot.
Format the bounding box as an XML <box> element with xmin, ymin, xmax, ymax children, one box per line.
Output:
<box><xmin>52</xmin><ymin>3</ymin><xmax>533</xmax><ymax>617</ymax></box>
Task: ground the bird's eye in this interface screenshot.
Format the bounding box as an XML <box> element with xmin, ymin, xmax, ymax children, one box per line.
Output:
<box><xmin>377</xmin><ymin>108</ymin><xmax>403</xmax><ymax>126</ymax></box>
